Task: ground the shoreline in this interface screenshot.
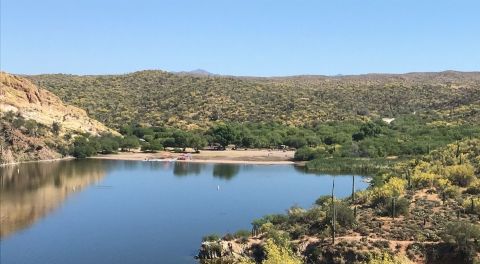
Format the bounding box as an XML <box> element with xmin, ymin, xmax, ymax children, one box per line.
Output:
<box><xmin>91</xmin><ymin>149</ymin><xmax>297</xmax><ymax>165</ymax></box>
<box><xmin>0</xmin><ymin>156</ymin><xmax>75</xmax><ymax>167</ymax></box>
<box><xmin>1</xmin><ymin>150</ymin><xmax>299</xmax><ymax>166</ymax></box>
<box><xmin>92</xmin><ymin>156</ymin><xmax>297</xmax><ymax>165</ymax></box>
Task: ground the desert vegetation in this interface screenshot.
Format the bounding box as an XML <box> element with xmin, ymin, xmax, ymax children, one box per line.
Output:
<box><xmin>27</xmin><ymin>71</ymin><xmax>480</xmax><ymax>129</ymax></box>
<box><xmin>198</xmin><ymin>139</ymin><xmax>480</xmax><ymax>263</ymax></box>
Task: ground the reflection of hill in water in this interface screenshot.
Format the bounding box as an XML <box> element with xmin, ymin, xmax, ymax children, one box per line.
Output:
<box><xmin>0</xmin><ymin>160</ymin><xmax>108</xmax><ymax>238</ymax></box>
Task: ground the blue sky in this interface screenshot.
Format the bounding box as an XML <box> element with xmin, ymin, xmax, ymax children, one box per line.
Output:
<box><xmin>1</xmin><ymin>0</ymin><xmax>479</xmax><ymax>76</ymax></box>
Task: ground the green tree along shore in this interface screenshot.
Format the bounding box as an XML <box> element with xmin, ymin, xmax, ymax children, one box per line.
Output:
<box><xmin>68</xmin><ymin>112</ymin><xmax>480</xmax><ymax>165</ymax></box>
<box><xmin>3</xmin><ymin>108</ymin><xmax>479</xmax><ymax>168</ymax></box>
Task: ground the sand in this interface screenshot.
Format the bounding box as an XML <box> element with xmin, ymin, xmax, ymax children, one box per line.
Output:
<box><xmin>90</xmin><ymin>149</ymin><xmax>296</xmax><ymax>165</ymax></box>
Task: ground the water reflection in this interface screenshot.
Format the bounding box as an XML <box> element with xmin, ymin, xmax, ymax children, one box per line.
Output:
<box><xmin>0</xmin><ymin>160</ymin><xmax>108</xmax><ymax>238</ymax></box>
<box><xmin>292</xmin><ymin>164</ymin><xmax>372</xmax><ymax>177</ymax></box>
<box><xmin>171</xmin><ymin>162</ymin><xmax>240</xmax><ymax>180</ymax></box>
<box><xmin>173</xmin><ymin>162</ymin><xmax>205</xmax><ymax>176</ymax></box>
<box><xmin>212</xmin><ymin>164</ymin><xmax>240</xmax><ymax>180</ymax></box>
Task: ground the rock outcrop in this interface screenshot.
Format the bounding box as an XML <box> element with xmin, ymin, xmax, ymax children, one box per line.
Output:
<box><xmin>197</xmin><ymin>237</ymin><xmax>264</xmax><ymax>262</ymax></box>
<box><xmin>1</xmin><ymin>72</ymin><xmax>113</xmax><ymax>135</ymax></box>
<box><xmin>0</xmin><ymin>72</ymin><xmax>116</xmax><ymax>164</ymax></box>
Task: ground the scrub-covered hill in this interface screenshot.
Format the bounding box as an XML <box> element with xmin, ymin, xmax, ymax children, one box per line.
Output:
<box><xmin>27</xmin><ymin>71</ymin><xmax>480</xmax><ymax>129</ymax></box>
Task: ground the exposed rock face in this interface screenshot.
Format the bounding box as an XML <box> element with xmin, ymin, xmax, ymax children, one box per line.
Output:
<box><xmin>0</xmin><ymin>72</ymin><xmax>114</xmax><ymax>135</ymax></box>
<box><xmin>0</xmin><ymin>72</ymin><xmax>116</xmax><ymax>164</ymax></box>
<box><xmin>197</xmin><ymin>241</ymin><xmax>237</xmax><ymax>259</ymax></box>
<box><xmin>197</xmin><ymin>238</ymin><xmax>263</xmax><ymax>262</ymax></box>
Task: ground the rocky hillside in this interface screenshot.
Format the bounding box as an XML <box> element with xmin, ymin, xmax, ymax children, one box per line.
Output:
<box><xmin>1</xmin><ymin>72</ymin><xmax>113</xmax><ymax>134</ymax></box>
<box><xmin>0</xmin><ymin>72</ymin><xmax>114</xmax><ymax>164</ymax></box>
<box><xmin>27</xmin><ymin>71</ymin><xmax>480</xmax><ymax>129</ymax></box>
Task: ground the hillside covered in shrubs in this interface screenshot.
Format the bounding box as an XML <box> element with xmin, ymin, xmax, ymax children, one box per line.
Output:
<box><xmin>27</xmin><ymin>71</ymin><xmax>480</xmax><ymax>129</ymax></box>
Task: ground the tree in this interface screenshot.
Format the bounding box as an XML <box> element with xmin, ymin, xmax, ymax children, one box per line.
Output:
<box><xmin>284</xmin><ymin>136</ymin><xmax>307</xmax><ymax>149</ymax></box>
<box><xmin>360</xmin><ymin>122</ymin><xmax>382</xmax><ymax>137</ymax></box>
<box><xmin>188</xmin><ymin>134</ymin><xmax>207</xmax><ymax>152</ymax></box>
<box><xmin>141</xmin><ymin>139</ymin><xmax>163</xmax><ymax>152</ymax></box>
<box><xmin>51</xmin><ymin>121</ymin><xmax>62</xmax><ymax>135</ymax></box>
<box><xmin>209</xmin><ymin>124</ymin><xmax>237</xmax><ymax>148</ymax></box>
<box><xmin>98</xmin><ymin>136</ymin><xmax>119</xmax><ymax>154</ymax></box>
<box><xmin>173</xmin><ymin>131</ymin><xmax>189</xmax><ymax>150</ymax></box>
<box><xmin>70</xmin><ymin>136</ymin><xmax>97</xmax><ymax>158</ymax></box>
<box><xmin>294</xmin><ymin>147</ymin><xmax>321</xmax><ymax>161</ymax></box>
<box><xmin>120</xmin><ymin>136</ymin><xmax>140</xmax><ymax>151</ymax></box>
<box><xmin>24</xmin><ymin>120</ymin><xmax>38</xmax><ymax>136</ymax></box>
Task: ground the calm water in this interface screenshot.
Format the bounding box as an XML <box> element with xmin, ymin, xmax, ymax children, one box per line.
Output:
<box><xmin>0</xmin><ymin>159</ymin><xmax>367</xmax><ymax>264</ymax></box>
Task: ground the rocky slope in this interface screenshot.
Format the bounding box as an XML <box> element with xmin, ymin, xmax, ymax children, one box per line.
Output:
<box><xmin>0</xmin><ymin>72</ymin><xmax>114</xmax><ymax>164</ymax></box>
<box><xmin>1</xmin><ymin>72</ymin><xmax>112</xmax><ymax>134</ymax></box>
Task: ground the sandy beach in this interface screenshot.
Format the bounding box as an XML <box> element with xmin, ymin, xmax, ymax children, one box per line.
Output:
<box><xmin>91</xmin><ymin>149</ymin><xmax>296</xmax><ymax>165</ymax></box>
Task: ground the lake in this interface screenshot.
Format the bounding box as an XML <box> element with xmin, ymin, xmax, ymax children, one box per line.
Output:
<box><xmin>0</xmin><ymin>159</ymin><xmax>368</xmax><ymax>264</ymax></box>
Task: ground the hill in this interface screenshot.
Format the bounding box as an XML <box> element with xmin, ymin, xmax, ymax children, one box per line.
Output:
<box><xmin>26</xmin><ymin>71</ymin><xmax>480</xmax><ymax>130</ymax></box>
<box><xmin>0</xmin><ymin>72</ymin><xmax>114</xmax><ymax>164</ymax></box>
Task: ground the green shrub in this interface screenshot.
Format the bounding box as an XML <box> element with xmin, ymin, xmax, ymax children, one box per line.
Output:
<box><xmin>222</xmin><ymin>233</ymin><xmax>234</xmax><ymax>241</ymax></box>
<box><xmin>379</xmin><ymin>197</ymin><xmax>410</xmax><ymax>217</ymax></box>
<box><xmin>294</xmin><ymin>147</ymin><xmax>320</xmax><ymax>161</ymax></box>
<box><xmin>234</xmin><ymin>229</ymin><xmax>251</xmax><ymax>239</ymax></box>
<box><xmin>202</xmin><ymin>234</ymin><xmax>220</xmax><ymax>242</ymax></box>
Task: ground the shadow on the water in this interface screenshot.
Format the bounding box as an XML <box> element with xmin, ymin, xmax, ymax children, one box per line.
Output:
<box><xmin>0</xmin><ymin>159</ymin><xmax>109</xmax><ymax>238</ymax></box>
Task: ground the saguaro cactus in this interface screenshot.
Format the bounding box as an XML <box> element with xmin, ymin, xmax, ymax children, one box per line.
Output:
<box><xmin>331</xmin><ymin>176</ymin><xmax>336</xmax><ymax>245</ymax></box>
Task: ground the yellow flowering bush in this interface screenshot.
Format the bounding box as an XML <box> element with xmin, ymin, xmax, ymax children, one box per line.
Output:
<box><xmin>463</xmin><ymin>197</ymin><xmax>480</xmax><ymax>214</ymax></box>
<box><xmin>261</xmin><ymin>239</ymin><xmax>302</xmax><ymax>264</ymax></box>
<box><xmin>444</xmin><ymin>163</ymin><xmax>476</xmax><ymax>187</ymax></box>
<box><xmin>372</xmin><ymin>177</ymin><xmax>407</xmax><ymax>202</ymax></box>
<box><xmin>411</xmin><ymin>172</ymin><xmax>436</xmax><ymax>188</ymax></box>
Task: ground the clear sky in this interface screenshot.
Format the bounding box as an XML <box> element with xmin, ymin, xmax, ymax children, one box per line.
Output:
<box><xmin>1</xmin><ymin>0</ymin><xmax>479</xmax><ymax>76</ymax></box>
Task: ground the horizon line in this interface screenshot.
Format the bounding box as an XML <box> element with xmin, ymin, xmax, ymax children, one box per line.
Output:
<box><xmin>4</xmin><ymin>68</ymin><xmax>480</xmax><ymax>79</ymax></box>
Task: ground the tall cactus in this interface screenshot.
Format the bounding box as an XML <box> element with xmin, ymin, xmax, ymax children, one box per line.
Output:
<box><xmin>351</xmin><ymin>175</ymin><xmax>355</xmax><ymax>204</ymax></box>
<box><xmin>331</xmin><ymin>176</ymin><xmax>336</xmax><ymax>245</ymax></box>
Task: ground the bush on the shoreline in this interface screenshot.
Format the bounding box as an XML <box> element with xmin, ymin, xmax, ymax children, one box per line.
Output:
<box><xmin>202</xmin><ymin>234</ymin><xmax>221</xmax><ymax>242</ymax></box>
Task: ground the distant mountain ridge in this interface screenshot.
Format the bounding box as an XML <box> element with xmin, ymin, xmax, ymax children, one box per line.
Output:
<box><xmin>174</xmin><ymin>69</ymin><xmax>218</xmax><ymax>77</ymax></box>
